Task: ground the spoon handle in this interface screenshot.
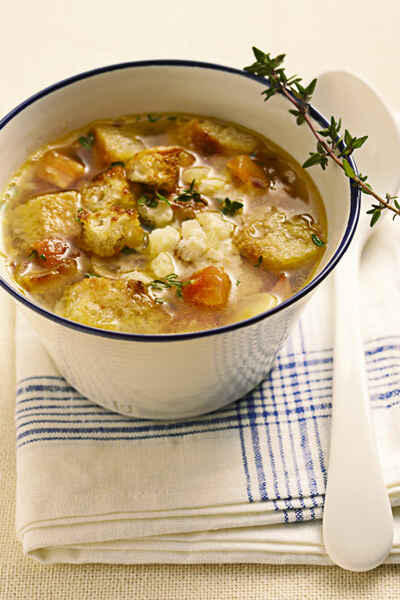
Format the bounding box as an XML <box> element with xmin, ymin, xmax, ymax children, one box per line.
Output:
<box><xmin>322</xmin><ymin>248</ymin><xmax>393</xmax><ymax>571</ymax></box>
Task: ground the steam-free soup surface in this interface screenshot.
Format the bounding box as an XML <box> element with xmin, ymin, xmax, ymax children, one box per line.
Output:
<box><xmin>2</xmin><ymin>113</ymin><xmax>326</xmax><ymax>334</ymax></box>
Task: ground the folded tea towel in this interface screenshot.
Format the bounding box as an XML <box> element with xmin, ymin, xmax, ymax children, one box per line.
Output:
<box><xmin>13</xmin><ymin>216</ymin><xmax>400</xmax><ymax>564</ymax></box>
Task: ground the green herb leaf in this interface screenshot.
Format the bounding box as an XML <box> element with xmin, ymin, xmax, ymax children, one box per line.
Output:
<box><xmin>370</xmin><ymin>209</ymin><xmax>381</xmax><ymax>227</ymax></box>
<box><xmin>78</xmin><ymin>132</ymin><xmax>95</xmax><ymax>150</ymax></box>
<box><xmin>147</xmin><ymin>114</ymin><xmax>160</xmax><ymax>122</ymax></box>
<box><xmin>85</xmin><ymin>272</ymin><xmax>100</xmax><ymax>278</ymax></box>
<box><xmin>351</xmin><ymin>135</ymin><xmax>368</xmax><ymax>149</ymax></box>
<box><xmin>138</xmin><ymin>194</ymin><xmax>158</xmax><ymax>208</ymax></box>
<box><xmin>342</xmin><ymin>158</ymin><xmax>357</xmax><ymax>179</ymax></box>
<box><xmin>311</xmin><ymin>233</ymin><xmax>325</xmax><ymax>247</ymax></box>
<box><xmin>254</xmin><ymin>256</ymin><xmax>263</xmax><ymax>267</ymax></box>
<box><xmin>220</xmin><ymin>197</ymin><xmax>244</xmax><ymax>216</ymax></box>
<box><xmin>156</xmin><ymin>192</ymin><xmax>171</xmax><ymax>206</ymax></box>
<box><xmin>149</xmin><ymin>273</ymin><xmax>190</xmax><ymax>298</ymax></box>
<box><xmin>302</xmin><ymin>153</ymin><xmax>325</xmax><ymax>169</ymax></box>
<box><xmin>175</xmin><ymin>180</ymin><xmax>205</xmax><ymax>204</ymax></box>
<box><xmin>121</xmin><ymin>247</ymin><xmax>136</xmax><ymax>255</ymax></box>
<box><xmin>110</xmin><ymin>161</ymin><xmax>125</xmax><ymax>167</ymax></box>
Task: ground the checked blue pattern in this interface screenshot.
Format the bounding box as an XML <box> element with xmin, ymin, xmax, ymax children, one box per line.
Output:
<box><xmin>15</xmin><ymin>330</ymin><xmax>400</xmax><ymax>524</ymax></box>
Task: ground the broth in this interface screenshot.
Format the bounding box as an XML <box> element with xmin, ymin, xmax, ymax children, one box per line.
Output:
<box><xmin>1</xmin><ymin>113</ymin><xmax>327</xmax><ymax>334</ymax></box>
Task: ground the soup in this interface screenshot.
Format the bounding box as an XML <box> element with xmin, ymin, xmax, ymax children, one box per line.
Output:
<box><xmin>1</xmin><ymin>113</ymin><xmax>326</xmax><ymax>334</ymax></box>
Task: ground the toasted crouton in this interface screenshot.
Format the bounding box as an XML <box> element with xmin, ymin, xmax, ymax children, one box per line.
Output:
<box><xmin>79</xmin><ymin>166</ymin><xmax>144</xmax><ymax>256</ymax></box>
<box><xmin>178</xmin><ymin>119</ymin><xmax>259</xmax><ymax>155</ymax></box>
<box><xmin>58</xmin><ymin>277</ymin><xmax>169</xmax><ymax>333</ymax></box>
<box><xmin>81</xmin><ymin>165</ymin><xmax>136</xmax><ymax>212</ymax></box>
<box><xmin>127</xmin><ymin>146</ymin><xmax>195</xmax><ymax>192</ymax></box>
<box><xmin>93</xmin><ymin>125</ymin><xmax>145</xmax><ymax>163</ymax></box>
<box><xmin>10</xmin><ymin>191</ymin><xmax>81</xmax><ymax>254</ymax></box>
<box><xmin>79</xmin><ymin>206</ymin><xmax>145</xmax><ymax>257</ymax></box>
<box><xmin>234</xmin><ymin>208</ymin><xmax>323</xmax><ymax>272</ymax></box>
<box><xmin>36</xmin><ymin>150</ymin><xmax>85</xmax><ymax>188</ymax></box>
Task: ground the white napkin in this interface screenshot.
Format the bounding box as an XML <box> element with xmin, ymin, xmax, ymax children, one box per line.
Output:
<box><xmin>13</xmin><ymin>215</ymin><xmax>400</xmax><ymax>564</ymax></box>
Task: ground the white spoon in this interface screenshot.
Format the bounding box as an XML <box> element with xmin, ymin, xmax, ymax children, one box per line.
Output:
<box><xmin>312</xmin><ymin>71</ymin><xmax>400</xmax><ymax>571</ymax></box>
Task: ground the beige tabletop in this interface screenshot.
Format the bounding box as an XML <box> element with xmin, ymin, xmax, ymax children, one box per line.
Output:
<box><xmin>2</xmin><ymin>0</ymin><xmax>400</xmax><ymax>597</ymax></box>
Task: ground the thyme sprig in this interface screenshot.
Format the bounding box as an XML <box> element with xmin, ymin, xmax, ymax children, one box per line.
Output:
<box><xmin>244</xmin><ymin>47</ymin><xmax>400</xmax><ymax>226</ymax></box>
<box><xmin>149</xmin><ymin>273</ymin><xmax>191</xmax><ymax>298</ymax></box>
<box><xmin>175</xmin><ymin>180</ymin><xmax>206</xmax><ymax>204</ymax></box>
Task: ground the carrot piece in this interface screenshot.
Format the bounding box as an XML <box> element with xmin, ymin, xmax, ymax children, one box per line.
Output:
<box><xmin>183</xmin><ymin>266</ymin><xmax>231</xmax><ymax>308</ymax></box>
<box><xmin>33</xmin><ymin>238</ymin><xmax>71</xmax><ymax>268</ymax></box>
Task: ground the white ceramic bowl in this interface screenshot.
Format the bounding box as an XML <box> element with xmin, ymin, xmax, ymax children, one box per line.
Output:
<box><xmin>0</xmin><ymin>60</ymin><xmax>360</xmax><ymax>419</ymax></box>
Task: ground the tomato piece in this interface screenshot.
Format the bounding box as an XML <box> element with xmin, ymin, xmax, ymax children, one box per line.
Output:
<box><xmin>183</xmin><ymin>266</ymin><xmax>231</xmax><ymax>308</ymax></box>
<box><xmin>227</xmin><ymin>155</ymin><xmax>269</xmax><ymax>190</ymax></box>
<box><xmin>33</xmin><ymin>238</ymin><xmax>71</xmax><ymax>268</ymax></box>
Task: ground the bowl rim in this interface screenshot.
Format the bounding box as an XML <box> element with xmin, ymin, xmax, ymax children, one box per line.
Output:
<box><xmin>0</xmin><ymin>58</ymin><xmax>360</xmax><ymax>342</ymax></box>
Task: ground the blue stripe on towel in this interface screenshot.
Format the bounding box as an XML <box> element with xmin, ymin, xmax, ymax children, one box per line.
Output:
<box><xmin>15</xmin><ymin>335</ymin><xmax>400</xmax><ymax>523</ymax></box>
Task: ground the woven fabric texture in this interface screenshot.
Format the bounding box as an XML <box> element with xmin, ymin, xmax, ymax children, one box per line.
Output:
<box><xmin>0</xmin><ymin>254</ymin><xmax>399</xmax><ymax>595</ymax></box>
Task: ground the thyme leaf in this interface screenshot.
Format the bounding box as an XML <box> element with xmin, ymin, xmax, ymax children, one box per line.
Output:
<box><xmin>311</xmin><ymin>233</ymin><xmax>325</xmax><ymax>247</ymax></box>
<box><xmin>78</xmin><ymin>132</ymin><xmax>95</xmax><ymax>150</ymax></box>
<box><xmin>175</xmin><ymin>180</ymin><xmax>205</xmax><ymax>204</ymax></box>
<box><xmin>138</xmin><ymin>192</ymin><xmax>171</xmax><ymax>208</ymax></box>
<box><xmin>220</xmin><ymin>197</ymin><xmax>244</xmax><ymax>216</ymax></box>
<box><xmin>149</xmin><ymin>273</ymin><xmax>191</xmax><ymax>298</ymax></box>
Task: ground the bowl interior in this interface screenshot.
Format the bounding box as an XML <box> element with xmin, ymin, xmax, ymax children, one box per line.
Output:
<box><xmin>0</xmin><ymin>62</ymin><xmax>356</xmax><ymax>331</ymax></box>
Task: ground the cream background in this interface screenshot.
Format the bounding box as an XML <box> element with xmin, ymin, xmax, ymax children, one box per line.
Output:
<box><xmin>1</xmin><ymin>0</ymin><xmax>400</xmax><ymax>597</ymax></box>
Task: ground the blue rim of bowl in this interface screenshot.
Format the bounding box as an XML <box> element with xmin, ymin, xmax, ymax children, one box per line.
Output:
<box><xmin>0</xmin><ymin>59</ymin><xmax>360</xmax><ymax>342</ymax></box>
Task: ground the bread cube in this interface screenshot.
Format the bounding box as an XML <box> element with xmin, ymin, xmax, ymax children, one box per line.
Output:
<box><xmin>127</xmin><ymin>146</ymin><xmax>195</xmax><ymax>192</ymax></box>
<box><xmin>79</xmin><ymin>206</ymin><xmax>145</xmax><ymax>257</ymax></box>
<box><xmin>148</xmin><ymin>226</ymin><xmax>180</xmax><ymax>257</ymax></box>
<box><xmin>58</xmin><ymin>277</ymin><xmax>169</xmax><ymax>333</ymax></box>
<box><xmin>10</xmin><ymin>191</ymin><xmax>81</xmax><ymax>254</ymax></box>
<box><xmin>81</xmin><ymin>165</ymin><xmax>136</xmax><ymax>212</ymax></box>
<box><xmin>78</xmin><ymin>166</ymin><xmax>145</xmax><ymax>257</ymax></box>
<box><xmin>234</xmin><ymin>208</ymin><xmax>323</xmax><ymax>271</ymax></box>
<box><xmin>36</xmin><ymin>150</ymin><xmax>85</xmax><ymax>188</ymax></box>
<box><xmin>180</xmin><ymin>119</ymin><xmax>259</xmax><ymax>155</ymax></box>
<box><xmin>93</xmin><ymin>125</ymin><xmax>144</xmax><ymax>163</ymax></box>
